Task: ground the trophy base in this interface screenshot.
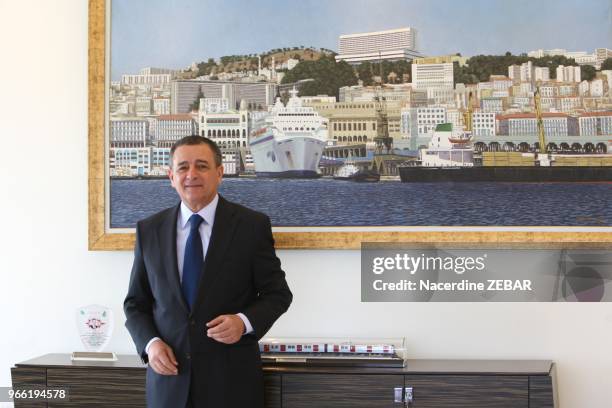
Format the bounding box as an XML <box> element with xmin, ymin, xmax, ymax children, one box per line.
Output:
<box><xmin>71</xmin><ymin>352</ymin><xmax>117</xmax><ymax>361</ymax></box>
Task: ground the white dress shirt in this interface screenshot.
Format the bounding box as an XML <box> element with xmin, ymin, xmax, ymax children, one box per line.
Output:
<box><xmin>145</xmin><ymin>195</ymin><xmax>253</xmax><ymax>354</ymax></box>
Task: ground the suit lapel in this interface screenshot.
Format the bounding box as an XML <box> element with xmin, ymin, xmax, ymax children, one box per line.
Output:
<box><xmin>193</xmin><ymin>195</ymin><xmax>239</xmax><ymax>312</ymax></box>
<box><xmin>156</xmin><ymin>202</ymin><xmax>190</xmax><ymax>315</ymax></box>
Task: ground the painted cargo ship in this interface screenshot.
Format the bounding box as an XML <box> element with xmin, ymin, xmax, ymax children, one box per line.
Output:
<box><xmin>249</xmin><ymin>88</ymin><xmax>328</xmax><ymax>178</ymax></box>
<box><xmin>399</xmin><ymin>89</ymin><xmax>612</xmax><ymax>182</ymax></box>
<box><xmin>399</xmin><ymin>123</ymin><xmax>612</xmax><ymax>182</ymax></box>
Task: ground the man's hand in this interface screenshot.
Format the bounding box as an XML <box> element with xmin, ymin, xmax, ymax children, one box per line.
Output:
<box><xmin>206</xmin><ymin>314</ymin><xmax>245</xmax><ymax>344</ymax></box>
<box><xmin>147</xmin><ymin>339</ymin><xmax>178</xmax><ymax>375</ymax></box>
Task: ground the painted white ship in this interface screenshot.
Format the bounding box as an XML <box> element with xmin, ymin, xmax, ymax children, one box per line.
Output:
<box><xmin>250</xmin><ymin>88</ymin><xmax>328</xmax><ymax>178</ymax></box>
<box><xmin>418</xmin><ymin>123</ymin><xmax>474</xmax><ymax>167</ymax></box>
<box><xmin>333</xmin><ymin>155</ymin><xmax>360</xmax><ymax>180</ymax></box>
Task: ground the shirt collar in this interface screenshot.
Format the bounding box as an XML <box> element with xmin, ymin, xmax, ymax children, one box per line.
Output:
<box><xmin>179</xmin><ymin>194</ymin><xmax>219</xmax><ymax>229</ymax></box>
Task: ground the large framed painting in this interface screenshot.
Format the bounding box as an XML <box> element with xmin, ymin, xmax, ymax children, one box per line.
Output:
<box><xmin>89</xmin><ymin>0</ymin><xmax>612</xmax><ymax>250</ymax></box>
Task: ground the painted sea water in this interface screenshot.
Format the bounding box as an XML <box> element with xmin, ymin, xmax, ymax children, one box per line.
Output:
<box><xmin>110</xmin><ymin>178</ymin><xmax>611</xmax><ymax>228</ymax></box>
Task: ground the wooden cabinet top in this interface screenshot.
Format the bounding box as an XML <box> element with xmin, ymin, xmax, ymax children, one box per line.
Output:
<box><xmin>16</xmin><ymin>354</ymin><xmax>553</xmax><ymax>376</ymax></box>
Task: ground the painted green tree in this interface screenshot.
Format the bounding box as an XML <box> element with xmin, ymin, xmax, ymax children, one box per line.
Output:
<box><xmin>281</xmin><ymin>55</ymin><xmax>357</xmax><ymax>98</ymax></box>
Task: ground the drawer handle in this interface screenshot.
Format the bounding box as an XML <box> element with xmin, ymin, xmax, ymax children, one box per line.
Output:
<box><xmin>394</xmin><ymin>387</ymin><xmax>403</xmax><ymax>403</ymax></box>
<box><xmin>405</xmin><ymin>386</ymin><xmax>414</xmax><ymax>406</ymax></box>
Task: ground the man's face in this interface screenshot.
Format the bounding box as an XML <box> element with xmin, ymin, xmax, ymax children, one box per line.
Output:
<box><xmin>168</xmin><ymin>144</ymin><xmax>223</xmax><ymax>212</ymax></box>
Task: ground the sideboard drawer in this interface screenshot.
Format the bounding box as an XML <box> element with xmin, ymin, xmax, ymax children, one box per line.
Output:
<box><xmin>283</xmin><ymin>374</ymin><xmax>405</xmax><ymax>408</ymax></box>
<box><xmin>403</xmin><ymin>375</ymin><xmax>528</xmax><ymax>408</ymax></box>
<box><xmin>46</xmin><ymin>368</ymin><xmax>145</xmax><ymax>406</ymax></box>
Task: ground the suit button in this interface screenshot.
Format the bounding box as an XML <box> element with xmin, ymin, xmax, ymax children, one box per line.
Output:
<box><xmin>186</xmin><ymin>353</ymin><xmax>191</xmax><ymax>360</ymax></box>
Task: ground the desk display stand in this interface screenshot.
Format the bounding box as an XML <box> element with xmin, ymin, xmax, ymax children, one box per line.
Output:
<box><xmin>259</xmin><ymin>337</ymin><xmax>406</xmax><ymax>368</ymax></box>
<box><xmin>71</xmin><ymin>351</ymin><xmax>117</xmax><ymax>361</ymax></box>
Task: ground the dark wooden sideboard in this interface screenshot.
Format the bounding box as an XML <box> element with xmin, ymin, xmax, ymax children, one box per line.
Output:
<box><xmin>11</xmin><ymin>354</ymin><xmax>557</xmax><ymax>407</ymax></box>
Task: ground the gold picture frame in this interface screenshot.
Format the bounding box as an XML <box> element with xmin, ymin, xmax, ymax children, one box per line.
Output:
<box><xmin>88</xmin><ymin>0</ymin><xmax>612</xmax><ymax>250</ymax></box>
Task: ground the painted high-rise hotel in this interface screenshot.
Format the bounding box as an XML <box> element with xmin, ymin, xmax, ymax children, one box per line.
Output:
<box><xmin>335</xmin><ymin>27</ymin><xmax>422</xmax><ymax>65</ymax></box>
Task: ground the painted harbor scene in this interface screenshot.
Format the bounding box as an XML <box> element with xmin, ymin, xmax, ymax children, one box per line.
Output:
<box><xmin>109</xmin><ymin>0</ymin><xmax>612</xmax><ymax>228</ymax></box>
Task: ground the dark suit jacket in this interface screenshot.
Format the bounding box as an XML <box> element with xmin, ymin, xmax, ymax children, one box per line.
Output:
<box><xmin>124</xmin><ymin>196</ymin><xmax>292</xmax><ymax>408</ymax></box>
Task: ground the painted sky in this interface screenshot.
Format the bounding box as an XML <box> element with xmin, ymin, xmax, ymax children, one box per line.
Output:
<box><xmin>110</xmin><ymin>0</ymin><xmax>612</xmax><ymax>80</ymax></box>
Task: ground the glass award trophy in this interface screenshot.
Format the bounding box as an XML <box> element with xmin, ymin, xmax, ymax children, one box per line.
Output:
<box><xmin>72</xmin><ymin>304</ymin><xmax>117</xmax><ymax>361</ymax></box>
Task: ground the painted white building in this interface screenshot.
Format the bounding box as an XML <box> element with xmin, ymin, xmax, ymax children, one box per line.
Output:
<box><xmin>110</xmin><ymin>148</ymin><xmax>151</xmax><ymax>176</ymax></box>
<box><xmin>519</xmin><ymin>82</ymin><xmax>534</xmax><ymax>96</ymax></box>
<box><xmin>110</xmin><ymin>147</ymin><xmax>172</xmax><ymax>177</ymax></box>
<box><xmin>528</xmin><ymin>49</ymin><xmax>565</xmax><ymax>58</ymax></box>
<box><xmin>488</xmin><ymin>76</ymin><xmax>511</xmax><ymax>97</ymax></box>
<box><xmin>155</xmin><ymin>114</ymin><xmax>197</xmax><ymax>147</ymax></box>
<box><xmin>135</xmin><ymin>96</ymin><xmax>153</xmax><ymax>116</ymax></box>
<box><xmin>510</xmin><ymin>96</ymin><xmax>531</xmax><ymax>110</ymax></box>
<box><xmin>602</xmin><ymin>70</ymin><xmax>612</xmax><ymax>91</ymax></box>
<box><xmin>477</xmin><ymin>81</ymin><xmax>493</xmax><ymax>91</ymax></box>
<box><xmin>573</xmin><ymin>53</ymin><xmax>598</xmax><ymax>67</ymax></box>
<box><xmin>508</xmin><ymin>65</ymin><xmax>521</xmax><ymax>84</ymax></box>
<box><xmin>590</xmin><ymin>79</ymin><xmax>604</xmax><ymax>97</ymax></box>
<box><xmin>492</xmin><ymin>90</ymin><xmax>510</xmax><ymax>98</ymax></box>
<box><xmin>539</xmin><ymin>85</ymin><xmax>557</xmax><ymax>98</ymax></box>
<box><xmin>453</xmin><ymin>83</ymin><xmax>472</xmax><ymax>110</ymax></box>
<box><xmin>110</xmin><ymin>119</ymin><xmax>148</xmax><ymax>148</ymax></box>
<box><xmin>508</xmin><ymin>61</ymin><xmax>533</xmax><ymax>83</ymax></box>
<box><xmin>497</xmin><ymin>113</ymin><xmax>579</xmax><ymax>137</ymax></box>
<box><xmin>151</xmin><ymin>147</ymin><xmax>171</xmax><ymax>172</ymax></box>
<box><xmin>521</xmin><ymin>61</ymin><xmax>534</xmax><ymax>83</ymax></box>
<box><xmin>418</xmin><ymin>107</ymin><xmax>447</xmax><ymax>135</ymax></box>
<box><xmin>121</xmin><ymin>73</ymin><xmax>172</xmax><ymax>86</ymax></box>
<box><xmin>339</xmin><ymin>84</ymin><xmax>413</xmax><ymax>103</ymax></box>
<box><xmin>400</xmin><ymin>106</ymin><xmax>448</xmax><ymax>139</ymax></box>
<box><xmin>556</xmin><ymin>65</ymin><xmax>581</xmax><ymax>83</ymax></box>
<box><xmin>540</xmin><ymin>97</ymin><xmax>555</xmax><ymax>111</ymax></box>
<box><xmin>140</xmin><ymin>67</ymin><xmax>179</xmax><ymax>76</ymax></box>
<box><xmin>413</xmin><ymin>106</ymin><xmax>447</xmax><ymax>136</ymax></box>
<box><xmin>491</xmin><ymin>75</ymin><xmax>513</xmax><ymax>92</ymax></box>
<box><xmin>335</xmin><ymin>27</ymin><xmax>422</xmax><ymax>64</ymax></box>
<box><xmin>595</xmin><ymin>48</ymin><xmax>612</xmax><ymax>65</ymax></box>
<box><xmin>534</xmin><ymin>67</ymin><xmax>550</xmax><ymax>82</ymax></box>
<box><xmin>400</xmin><ymin>108</ymin><xmax>415</xmax><ymax>139</ymax></box>
<box><xmin>529</xmin><ymin>48</ymin><xmax>608</xmax><ymax>68</ymax></box>
<box><xmin>300</xmin><ymin>95</ymin><xmax>337</xmax><ymax>104</ymax></box>
<box><xmin>201</xmin><ymin>98</ymin><xmax>230</xmax><ymax>113</ymax></box>
<box><xmin>258</xmin><ymin>67</ymin><xmax>278</xmax><ymax>82</ymax></box>
<box><xmin>558</xmin><ymin>84</ymin><xmax>577</xmax><ymax>97</ymax></box>
<box><xmin>412</xmin><ymin>62</ymin><xmax>454</xmax><ymax>90</ymax></box>
<box><xmin>427</xmin><ymin>87</ymin><xmax>455</xmax><ymax>105</ymax></box>
<box><xmin>557</xmin><ymin>97</ymin><xmax>581</xmax><ymax>112</ymax></box>
<box><xmin>110</xmin><ymin>101</ymin><xmax>134</xmax><ymax>116</ymax></box>
<box><xmin>170</xmin><ymin>80</ymin><xmax>277</xmax><ymax>114</ymax></box>
<box><xmin>446</xmin><ymin>109</ymin><xmax>463</xmax><ymax>132</ymax></box>
<box><xmin>153</xmin><ymin>98</ymin><xmax>170</xmax><ymax>115</ymax></box>
<box><xmin>199</xmin><ymin>100</ymin><xmax>249</xmax><ymax>148</ymax></box>
<box><xmin>480</xmin><ymin>97</ymin><xmax>504</xmax><ymax>113</ymax></box>
<box><xmin>472</xmin><ymin>111</ymin><xmax>495</xmax><ymax>137</ymax></box>
<box><xmin>578</xmin><ymin>111</ymin><xmax>612</xmax><ymax>136</ymax></box>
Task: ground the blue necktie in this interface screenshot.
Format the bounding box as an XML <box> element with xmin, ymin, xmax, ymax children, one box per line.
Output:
<box><xmin>182</xmin><ymin>214</ymin><xmax>204</xmax><ymax>311</ymax></box>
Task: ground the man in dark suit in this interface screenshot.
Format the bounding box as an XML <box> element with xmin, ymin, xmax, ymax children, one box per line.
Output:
<box><xmin>124</xmin><ymin>136</ymin><xmax>292</xmax><ymax>408</ymax></box>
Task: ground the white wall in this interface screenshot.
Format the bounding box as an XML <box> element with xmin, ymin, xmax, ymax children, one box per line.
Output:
<box><xmin>0</xmin><ymin>2</ymin><xmax>611</xmax><ymax>408</ymax></box>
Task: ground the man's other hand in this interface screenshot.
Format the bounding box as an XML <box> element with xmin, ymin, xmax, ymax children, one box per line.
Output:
<box><xmin>148</xmin><ymin>340</ymin><xmax>178</xmax><ymax>375</ymax></box>
<box><xmin>206</xmin><ymin>314</ymin><xmax>245</xmax><ymax>344</ymax></box>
